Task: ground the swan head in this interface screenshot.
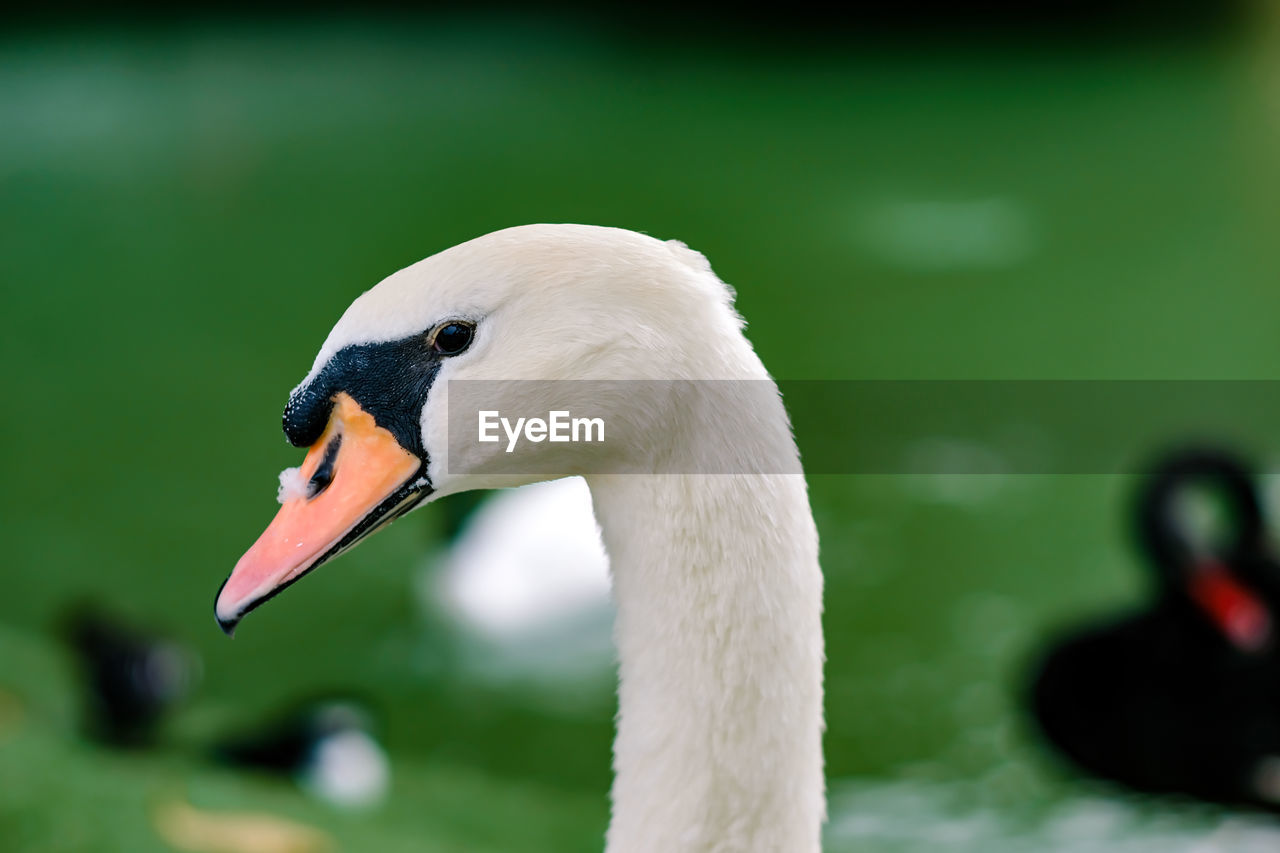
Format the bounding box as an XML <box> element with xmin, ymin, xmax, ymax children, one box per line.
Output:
<box><xmin>215</xmin><ymin>224</ymin><xmax>754</xmax><ymax>634</ymax></box>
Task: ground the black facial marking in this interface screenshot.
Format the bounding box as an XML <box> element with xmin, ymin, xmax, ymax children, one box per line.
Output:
<box><xmin>283</xmin><ymin>333</ymin><xmax>448</xmax><ymax>459</ymax></box>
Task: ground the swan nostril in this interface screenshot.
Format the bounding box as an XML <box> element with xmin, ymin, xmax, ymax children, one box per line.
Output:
<box><xmin>308</xmin><ymin>435</ymin><xmax>342</xmax><ymax>499</ymax></box>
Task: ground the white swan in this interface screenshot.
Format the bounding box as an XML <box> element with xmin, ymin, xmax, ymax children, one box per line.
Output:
<box><xmin>215</xmin><ymin>224</ymin><xmax>826</xmax><ymax>852</ymax></box>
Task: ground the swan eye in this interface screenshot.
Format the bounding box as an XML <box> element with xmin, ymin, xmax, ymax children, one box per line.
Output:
<box><xmin>430</xmin><ymin>321</ymin><xmax>475</xmax><ymax>356</ymax></box>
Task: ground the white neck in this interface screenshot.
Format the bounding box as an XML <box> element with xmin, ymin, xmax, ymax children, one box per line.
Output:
<box><xmin>587</xmin><ymin>438</ymin><xmax>825</xmax><ymax>851</ymax></box>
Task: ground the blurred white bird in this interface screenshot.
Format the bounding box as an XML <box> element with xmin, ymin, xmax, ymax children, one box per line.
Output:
<box><xmin>419</xmin><ymin>476</ymin><xmax>615</xmax><ymax>682</ymax></box>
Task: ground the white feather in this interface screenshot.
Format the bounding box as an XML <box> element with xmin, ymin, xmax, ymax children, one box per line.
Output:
<box><xmin>276</xmin><ymin>466</ymin><xmax>308</xmax><ymax>504</ymax></box>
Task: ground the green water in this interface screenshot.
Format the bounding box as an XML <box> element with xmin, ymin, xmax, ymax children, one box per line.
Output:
<box><xmin>2</xmin><ymin>17</ymin><xmax>1279</xmax><ymax>851</ymax></box>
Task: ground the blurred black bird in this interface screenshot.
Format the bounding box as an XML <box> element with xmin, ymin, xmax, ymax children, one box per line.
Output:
<box><xmin>61</xmin><ymin>604</ymin><xmax>199</xmax><ymax>747</ymax></box>
<box><xmin>1027</xmin><ymin>447</ymin><xmax>1280</xmax><ymax>810</ymax></box>
<box><xmin>213</xmin><ymin>696</ymin><xmax>389</xmax><ymax>809</ymax></box>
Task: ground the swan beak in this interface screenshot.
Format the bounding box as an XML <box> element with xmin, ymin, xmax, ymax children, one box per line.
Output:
<box><xmin>215</xmin><ymin>392</ymin><xmax>425</xmax><ymax>635</ymax></box>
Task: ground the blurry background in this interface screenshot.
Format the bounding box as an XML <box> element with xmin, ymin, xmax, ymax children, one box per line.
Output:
<box><xmin>4</xmin><ymin>2</ymin><xmax>1280</xmax><ymax>850</ymax></box>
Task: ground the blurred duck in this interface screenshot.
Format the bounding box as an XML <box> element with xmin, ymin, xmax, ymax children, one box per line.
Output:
<box><xmin>1028</xmin><ymin>447</ymin><xmax>1280</xmax><ymax>809</ymax></box>
<box><xmin>61</xmin><ymin>604</ymin><xmax>199</xmax><ymax>747</ymax></box>
<box><xmin>213</xmin><ymin>697</ymin><xmax>389</xmax><ymax>810</ymax></box>
<box><xmin>213</xmin><ymin>225</ymin><xmax>825</xmax><ymax>850</ymax></box>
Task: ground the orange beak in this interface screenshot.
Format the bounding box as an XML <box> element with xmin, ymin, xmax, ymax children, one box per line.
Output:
<box><xmin>215</xmin><ymin>392</ymin><xmax>427</xmax><ymax>634</ymax></box>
